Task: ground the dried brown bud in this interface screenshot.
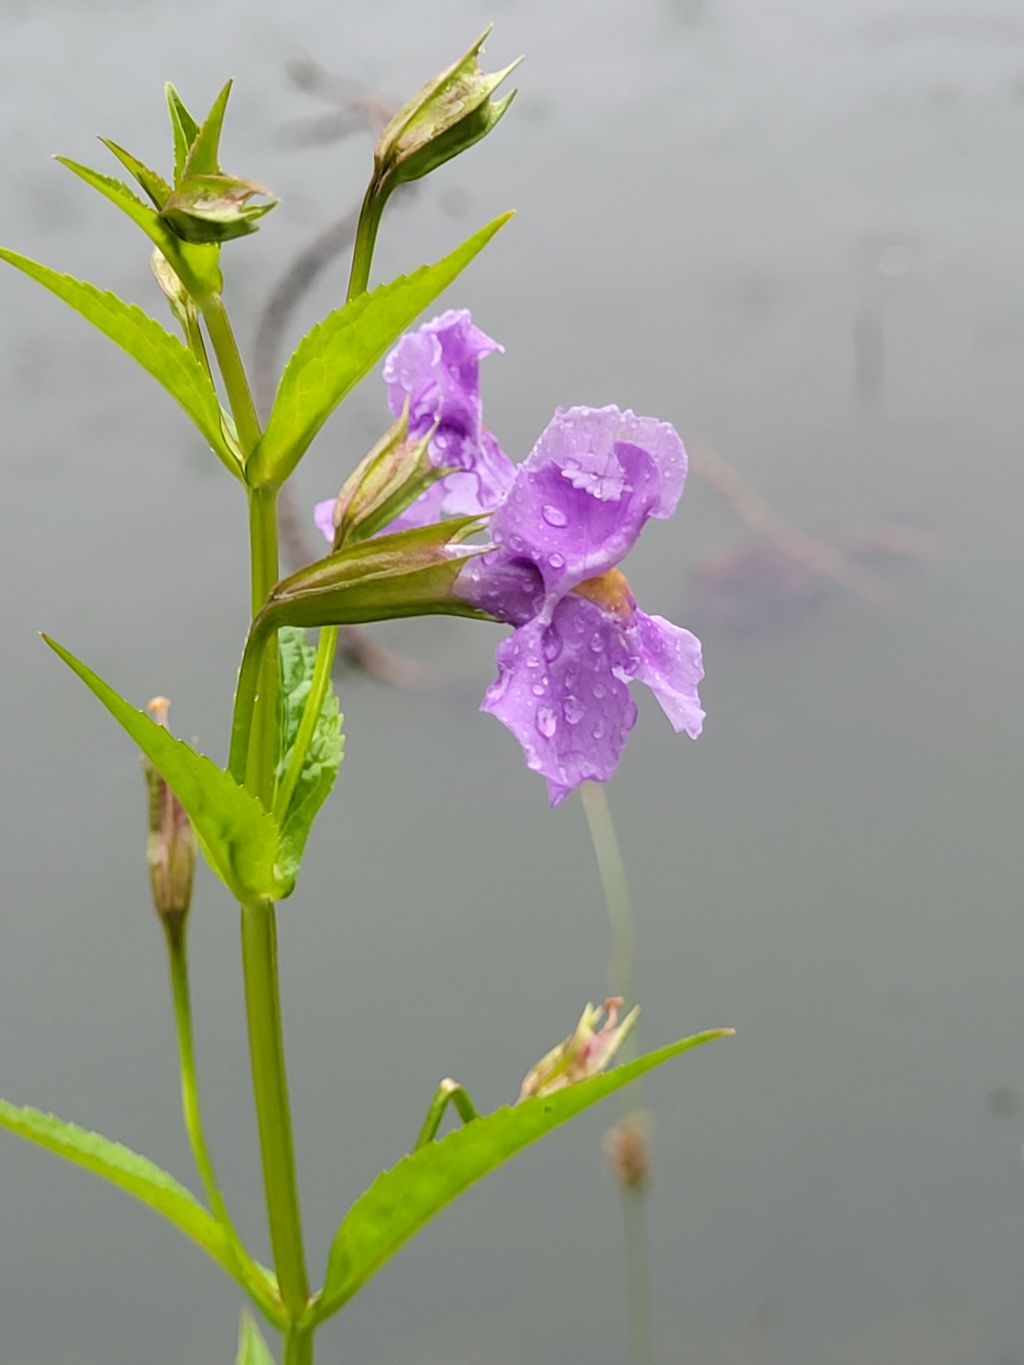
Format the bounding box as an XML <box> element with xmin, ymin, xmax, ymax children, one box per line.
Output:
<box><xmin>604</xmin><ymin>1111</ymin><xmax>652</xmax><ymax>1192</ymax></box>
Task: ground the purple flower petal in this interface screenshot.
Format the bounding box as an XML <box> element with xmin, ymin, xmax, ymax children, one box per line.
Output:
<box><xmin>488</xmin><ymin>406</ymin><xmax>687</xmax><ymax>613</ymax></box>
<box><xmin>631</xmin><ymin>611</ymin><xmax>705</xmax><ymax>738</ymax></box>
<box><xmin>481</xmin><ymin>595</ymin><xmax>641</xmax><ymax>805</ymax></box>
<box><xmin>314</xmin><ymin>497</ymin><xmax>336</xmax><ymax>544</ymax></box>
<box><xmin>382</xmin><ymin>308</ymin><xmax>514</xmax><ymax>526</ymax></box>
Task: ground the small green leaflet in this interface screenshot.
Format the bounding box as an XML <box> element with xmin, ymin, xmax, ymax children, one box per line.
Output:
<box><xmin>235</xmin><ymin>1311</ymin><xmax>276</xmax><ymax>1365</ymax></box>
<box><xmin>0</xmin><ymin>1099</ymin><xmax>234</xmax><ymax>1278</ymax></box>
<box><xmin>181</xmin><ymin>80</ymin><xmax>233</xmax><ymax>180</ymax></box>
<box><xmin>315</xmin><ymin>1027</ymin><xmax>732</xmax><ymax>1323</ymax></box>
<box><xmin>0</xmin><ymin>248</ymin><xmax>238</xmax><ymax>478</ymax></box>
<box><xmin>166</xmin><ymin>83</ymin><xmax>201</xmax><ymax>184</ymax></box>
<box><xmin>274</xmin><ymin>628</ymin><xmax>344</xmax><ymax>886</ymax></box>
<box><xmin>248</xmin><ymin>211</ymin><xmax>514</xmax><ymax>488</ymax></box>
<box><xmin>100</xmin><ymin>138</ymin><xmax>172</xmax><ymax>209</ymax></box>
<box><xmin>44</xmin><ymin>636</ymin><xmax>285</xmax><ymax>903</ymax></box>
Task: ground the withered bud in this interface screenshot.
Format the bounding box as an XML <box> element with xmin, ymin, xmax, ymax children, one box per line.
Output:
<box><xmin>161</xmin><ymin>173</ymin><xmax>278</xmax><ymax>244</ymax></box>
<box><xmin>144</xmin><ymin>697</ymin><xmax>196</xmax><ymax>931</ymax></box>
<box><xmin>604</xmin><ymin>1111</ymin><xmax>652</xmax><ymax>1193</ymax></box>
<box><xmin>518</xmin><ymin>997</ymin><xmax>640</xmax><ymax>1102</ymax></box>
<box><xmin>150</xmin><ymin>248</ymin><xmax>193</xmax><ymax>326</ymax></box>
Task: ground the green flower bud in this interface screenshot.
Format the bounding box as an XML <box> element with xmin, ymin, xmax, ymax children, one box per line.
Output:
<box><xmin>373</xmin><ymin>26</ymin><xmax>520</xmax><ymax>194</ymax></box>
<box><xmin>518</xmin><ymin>998</ymin><xmax>640</xmax><ymax>1102</ymax></box>
<box><xmin>160</xmin><ymin>173</ymin><xmax>277</xmax><ymax>244</ymax></box>
<box><xmin>326</xmin><ymin>402</ymin><xmax>443</xmax><ymax>550</ymax></box>
<box><xmin>143</xmin><ymin>697</ymin><xmax>196</xmax><ymax>930</ymax></box>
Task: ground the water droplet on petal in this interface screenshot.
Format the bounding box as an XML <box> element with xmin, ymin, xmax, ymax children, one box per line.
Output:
<box><xmin>548</xmin><ymin>552</ymin><xmax>565</xmax><ymax>569</ymax></box>
<box><xmin>563</xmin><ymin>695</ymin><xmax>585</xmax><ymax>725</ymax></box>
<box><xmin>589</xmin><ymin>632</ymin><xmax>604</xmax><ymax>654</ymax></box>
<box><xmin>531</xmin><ymin>683</ymin><xmax>546</xmax><ymax>697</ymax></box>
<box><xmin>542</xmin><ymin>628</ymin><xmax>562</xmax><ymax>662</ymax></box>
<box><xmin>509</xmin><ymin>533</ymin><xmax>525</xmax><ymax>551</ymax></box>
<box><xmin>591</xmin><ymin>721</ymin><xmax>605</xmax><ymax>740</ymax></box>
<box><xmin>536</xmin><ymin>706</ymin><xmax>558</xmax><ymax>739</ymax></box>
<box><xmin>593</xmin><ymin>682</ymin><xmax>607</xmax><ymax>698</ymax></box>
<box><xmin>487</xmin><ymin>666</ymin><xmax>510</xmax><ymax>703</ymax></box>
<box><xmin>624</xmin><ymin>699</ymin><xmax>639</xmax><ymax>729</ymax></box>
<box><xmin>542</xmin><ymin>504</ymin><xmax>568</xmax><ymax>528</ymax></box>
<box><xmin>526</xmin><ymin>655</ymin><xmax>540</xmax><ymax>669</ymax></box>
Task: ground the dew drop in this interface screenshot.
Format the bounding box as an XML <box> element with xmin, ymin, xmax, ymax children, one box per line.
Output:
<box><xmin>542</xmin><ymin>504</ymin><xmax>568</xmax><ymax>528</ymax></box>
<box><xmin>591</xmin><ymin>721</ymin><xmax>605</xmax><ymax>740</ymax></box>
<box><xmin>624</xmin><ymin>699</ymin><xmax>639</xmax><ymax>728</ymax></box>
<box><xmin>563</xmin><ymin>695</ymin><xmax>585</xmax><ymax>726</ymax></box>
<box><xmin>509</xmin><ymin>533</ymin><xmax>525</xmax><ymax>551</ymax></box>
<box><xmin>487</xmin><ymin>666</ymin><xmax>510</xmax><ymax>703</ymax></box>
<box><xmin>542</xmin><ymin>629</ymin><xmax>562</xmax><ymax>662</ymax></box>
<box><xmin>526</xmin><ymin>655</ymin><xmax>540</xmax><ymax>669</ymax></box>
<box><xmin>548</xmin><ymin>552</ymin><xmax>565</xmax><ymax>569</ymax></box>
<box><xmin>536</xmin><ymin>706</ymin><xmax>558</xmax><ymax>739</ymax></box>
<box><xmin>589</xmin><ymin>632</ymin><xmax>604</xmax><ymax>654</ymax></box>
<box><xmin>593</xmin><ymin>682</ymin><xmax>607</xmax><ymax>698</ymax></box>
<box><xmin>531</xmin><ymin>683</ymin><xmax>546</xmax><ymax>697</ymax></box>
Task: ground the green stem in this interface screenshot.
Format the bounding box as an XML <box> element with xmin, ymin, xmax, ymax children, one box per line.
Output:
<box><xmin>163</xmin><ymin>920</ymin><xmax>285</xmax><ymax>1326</ymax></box>
<box><xmin>273</xmin><ymin>625</ymin><xmax>337</xmax><ymax>824</ymax></box>
<box><xmin>201</xmin><ymin>292</ymin><xmax>262</xmax><ymax>459</ymax></box>
<box><xmin>414</xmin><ymin>1078</ymin><xmax>480</xmax><ymax>1150</ymax></box>
<box><xmin>284</xmin><ymin>1324</ymin><xmax>314</xmax><ymax>1365</ymax></box>
<box><xmin>622</xmin><ymin>1188</ymin><xmax>654</xmax><ymax>1365</ymax></box>
<box><xmin>240</xmin><ymin>899</ymin><xmax>309</xmax><ymax>1320</ymax></box>
<box><xmin>347</xmin><ymin>182</ymin><xmax>385</xmax><ymax>300</ymax></box>
<box><xmin>246</xmin><ymin>488</ymin><xmax>280</xmax><ymax>805</ymax></box>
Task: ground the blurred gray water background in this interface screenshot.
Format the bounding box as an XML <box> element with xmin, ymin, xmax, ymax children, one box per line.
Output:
<box><xmin>1</xmin><ymin>0</ymin><xmax>1023</xmax><ymax>1361</ymax></box>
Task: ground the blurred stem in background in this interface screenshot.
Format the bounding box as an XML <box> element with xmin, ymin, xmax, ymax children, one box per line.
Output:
<box><xmin>581</xmin><ymin>781</ymin><xmax>653</xmax><ymax>1365</ymax></box>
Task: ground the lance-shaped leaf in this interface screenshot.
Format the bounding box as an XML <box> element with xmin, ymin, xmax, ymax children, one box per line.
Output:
<box><xmin>181</xmin><ymin>80</ymin><xmax>233</xmax><ymax>181</ymax></box>
<box><xmin>55</xmin><ymin>156</ymin><xmax>222</xmax><ymax>299</ymax></box>
<box><xmin>44</xmin><ymin>636</ymin><xmax>285</xmax><ymax>903</ymax></box>
<box><xmin>236</xmin><ymin>1312</ymin><xmax>276</xmax><ymax>1365</ymax></box>
<box><xmin>100</xmin><ymin>138</ymin><xmax>172</xmax><ymax>209</ymax></box>
<box><xmin>166</xmin><ymin>82</ymin><xmax>201</xmax><ymax>184</ymax></box>
<box><xmin>247</xmin><ymin>212</ymin><xmax>513</xmax><ymax>489</ymax></box>
<box><xmin>274</xmin><ymin>627</ymin><xmax>344</xmax><ymax>884</ymax></box>
<box><xmin>0</xmin><ymin>1099</ymin><xmax>235</xmax><ymax>1280</ymax></box>
<box><xmin>314</xmin><ymin>1028</ymin><xmax>732</xmax><ymax>1323</ymax></box>
<box><xmin>0</xmin><ymin>248</ymin><xmax>239</xmax><ymax>478</ymax></box>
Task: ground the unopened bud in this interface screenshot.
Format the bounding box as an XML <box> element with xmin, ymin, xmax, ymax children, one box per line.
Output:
<box><xmin>604</xmin><ymin>1111</ymin><xmax>652</xmax><ymax>1192</ymax></box>
<box><xmin>144</xmin><ymin>697</ymin><xmax>196</xmax><ymax>929</ymax></box>
<box><xmin>150</xmin><ymin>248</ymin><xmax>193</xmax><ymax>326</ymax></box>
<box><xmin>518</xmin><ymin>997</ymin><xmax>640</xmax><ymax>1102</ymax></box>
<box><xmin>327</xmin><ymin>402</ymin><xmax>442</xmax><ymax>550</ymax></box>
<box><xmin>161</xmin><ymin>173</ymin><xmax>277</xmax><ymax>244</ymax></box>
<box><xmin>373</xmin><ymin>27</ymin><xmax>520</xmax><ymax>195</ymax></box>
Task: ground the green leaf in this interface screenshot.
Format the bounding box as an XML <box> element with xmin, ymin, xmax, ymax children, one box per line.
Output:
<box><xmin>182</xmin><ymin>80</ymin><xmax>233</xmax><ymax>180</ymax></box>
<box><xmin>274</xmin><ymin>628</ymin><xmax>344</xmax><ymax>884</ymax></box>
<box><xmin>0</xmin><ymin>1098</ymin><xmax>237</xmax><ymax>1280</ymax></box>
<box><xmin>166</xmin><ymin>82</ymin><xmax>201</xmax><ymax>184</ymax></box>
<box><xmin>100</xmin><ymin>138</ymin><xmax>173</xmax><ymax>209</ymax></box>
<box><xmin>249</xmin><ymin>211</ymin><xmax>513</xmax><ymax>488</ymax></box>
<box><xmin>43</xmin><ymin>635</ymin><xmax>285</xmax><ymax>903</ymax></box>
<box><xmin>235</xmin><ymin>1311</ymin><xmax>276</xmax><ymax>1365</ymax></box>
<box><xmin>0</xmin><ymin>247</ymin><xmax>239</xmax><ymax>479</ymax></box>
<box><xmin>315</xmin><ymin>1028</ymin><xmax>732</xmax><ymax>1323</ymax></box>
<box><xmin>55</xmin><ymin>157</ymin><xmax>222</xmax><ymax>298</ymax></box>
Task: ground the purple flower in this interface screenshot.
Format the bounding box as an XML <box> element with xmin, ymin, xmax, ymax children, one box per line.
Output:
<box><xmin>315</xmin><ymin>308</ymin><xmax>514</xmax><ymax>541</ymax></box>
<box><xmin>457</xmin><ymin>405</ymin><xmax>704</xmax><ymax>805</ymax></box>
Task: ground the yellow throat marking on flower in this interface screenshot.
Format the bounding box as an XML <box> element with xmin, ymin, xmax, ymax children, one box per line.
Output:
<box><xmin>573</xmin><ymin>567</ymin><xmax>633</xmax><ymax>618</ymax></box>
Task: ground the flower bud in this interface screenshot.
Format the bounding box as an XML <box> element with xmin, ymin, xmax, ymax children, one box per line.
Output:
<box><xmin>373</xmin><ymin>27</ymin><xmax>520</xmax><ymax>194</ymax></box>
<box><xmin>326</xmin><ymin>402</ymin><xmax>442</xmax><ymax>550</ymax></box>
<box><xmin>518</xmin><ymin>997</ymin><xmax>640</xmax><ymax>1102</ymax></box>
<box><xmin>143</xmin><ymin>697</ymin><xmax>196</xmax><ymax>930</ymax></box>
<box><xmin>161</xmin><ymin>173</ymin><xmax>277</xmax><ymax>244</ymax></box>
<box><xmin>150</xmin><ymin>248</ymin><xmax>193</xmax><ymax>327</ymax></box>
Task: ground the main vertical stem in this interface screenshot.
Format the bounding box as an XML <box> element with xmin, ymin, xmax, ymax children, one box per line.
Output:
<box><xmin>243</xmin><ymin>483</ymin><xmax>310</xmax><ymax>1322</ymax></box>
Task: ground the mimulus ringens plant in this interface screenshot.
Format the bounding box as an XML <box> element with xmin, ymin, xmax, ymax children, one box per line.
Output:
<box><xmin>0</xmin><ymin>26</ymin><xmax>730</xmax><ymax>1365</ymax></box>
